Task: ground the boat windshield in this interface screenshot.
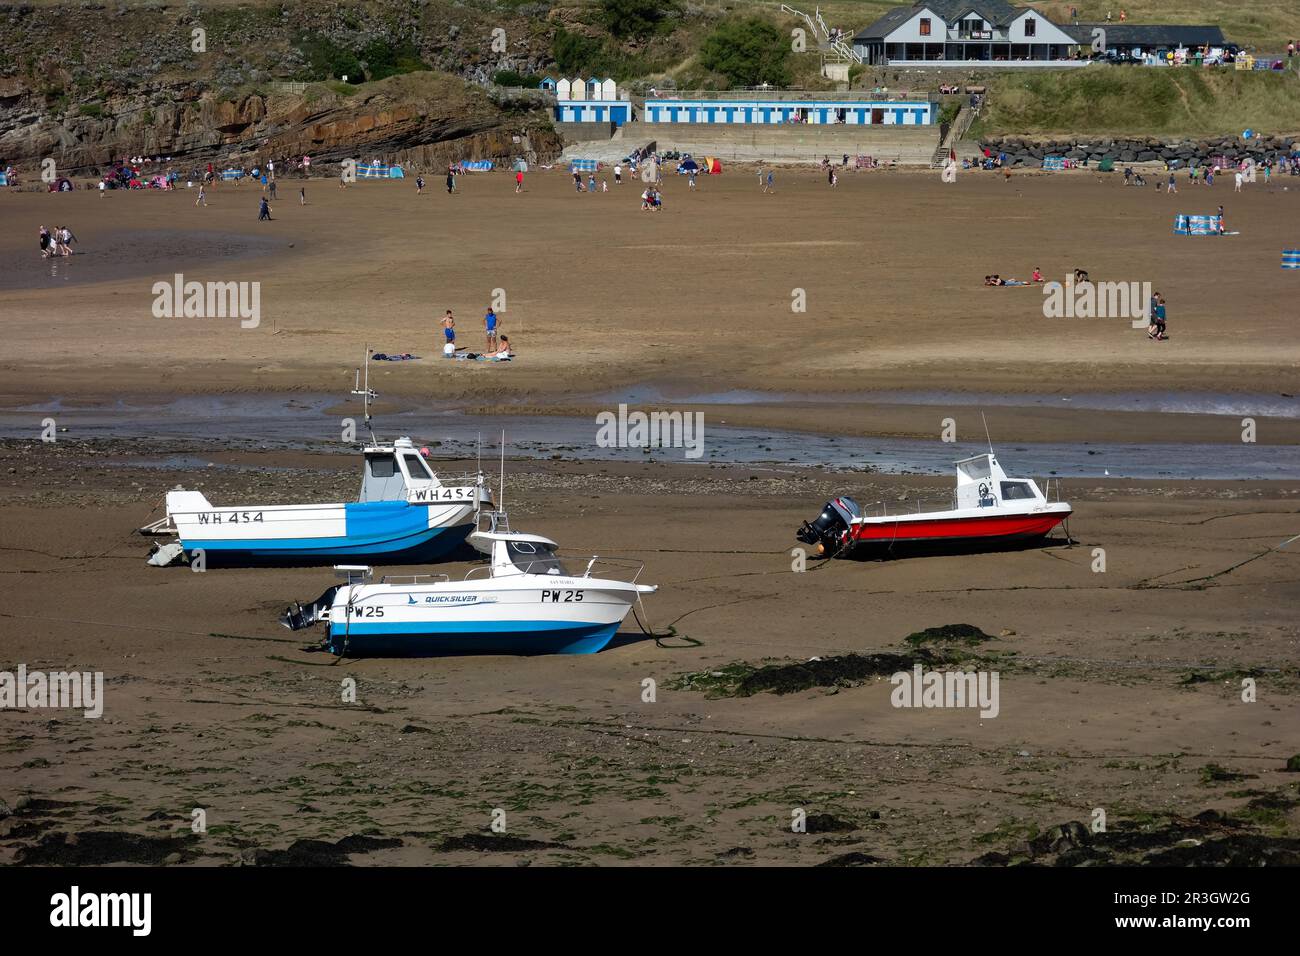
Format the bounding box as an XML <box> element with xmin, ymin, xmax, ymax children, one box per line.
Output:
<box><xmin>402</xmin><ymin>453</ymin><xmax>435</xmax><ymax>480</ymax></box>
<box><xmin>506</xmin><ymin>540</ymin><xmax>569</xmax><ymax>575</ymax></box>
<box><xmin>1000</xmin><ymin>481</ymin><xmax>1036</xmax><ymax>500</ymax></box>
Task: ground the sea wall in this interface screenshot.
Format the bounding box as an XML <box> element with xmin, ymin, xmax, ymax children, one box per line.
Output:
<box><xmin>977</xmin><ymin>134</ymin><xmax>1299</xmax><ymax>166</ymax></box>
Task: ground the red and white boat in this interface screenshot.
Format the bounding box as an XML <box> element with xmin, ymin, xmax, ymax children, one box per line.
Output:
<box><xmin>797</xmin><ymin>452</ymin><xmax>1072</xmax><ymax>558</ymax></box>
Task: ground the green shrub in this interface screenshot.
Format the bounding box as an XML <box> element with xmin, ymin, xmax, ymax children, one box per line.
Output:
<box><xmin>698</xmin><ymin>17</ymin><xmax>791</xmax><ymax>87</ymax></box>
<box><xmin>296</xmin><ymin>33</ymin><xmax>362</xmax><ymax>82</ymax></box>
<box><xmin>493</xmin><ymin>69</ymin><xmax>542</xmax><ymax>87</ymax></box>
<box><xmin>359</xmin><ymin>39</ymin><xmax>427</xmax><ymax>81</ymax></box>
<box><xmin>598</xmin><ymin>0</ymin><xmax>679</xmax><ymax>40</ymax></box>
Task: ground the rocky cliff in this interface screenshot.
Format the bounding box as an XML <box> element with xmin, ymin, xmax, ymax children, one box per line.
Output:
<box><xmin>0</xmin><ymin>0</ymin><xmax>567</xmax><ymax>172</ymax></box>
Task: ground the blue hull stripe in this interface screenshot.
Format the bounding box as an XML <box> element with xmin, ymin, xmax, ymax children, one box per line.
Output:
<box><xmin>185</xmin><ymin>523</ymin><xmax>471</xmax><ymax>566</ymax></box>
<box><xmin>327</xmin><ymin>620</ymin><xmax>620</xmax><ymax>656</ymax></box>
<box><xmin>183</xmin><ymin>500</ymin><xmax>469</xmax><ymax>553</ymax></box>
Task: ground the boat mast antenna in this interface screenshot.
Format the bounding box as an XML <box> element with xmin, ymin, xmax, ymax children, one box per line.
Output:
<box><xmin>980</xmin><ymin>411</ymin><xmax>993</xmax><ymax>455</ymax></box>
<box><xmin>350</xmin><ymin>345</ymin><xmax>378</xmax><ymax>445</ymax></box>
<box><xmin>498</xmin><ymin>430</ymin><xmax>506</xmax><ymax>513</ymax></box>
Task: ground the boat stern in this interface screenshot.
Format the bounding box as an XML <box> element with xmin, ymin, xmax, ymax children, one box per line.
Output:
<box><xmin>796</xmin><ymin>496</ymin><xmax>861</xmax><ymax>557</ymax></box>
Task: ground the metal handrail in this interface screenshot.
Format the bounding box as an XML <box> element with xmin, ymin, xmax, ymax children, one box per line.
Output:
<box><xmin>859</xmin><ymin>492</ymin><xmax>959</xmax><ymax>519</ymax></box>
<box><xmin>581</xmin><ymin>556</ymin><xmax>647</xmax><ymax>584</ymax></box>
<box><xmin>462</xmin><ymin>555</ymin><xmax>646</xmax><ymax>583</ymax></box>
<box><xmin>421</xmin><ymin>471</ymin><xmax>483</xmax><ymax>485</ymax></box>
<box><xmin>380</xmin><ymin>573</ymin><xmax>450</xmax><ymax>585</ymax></box>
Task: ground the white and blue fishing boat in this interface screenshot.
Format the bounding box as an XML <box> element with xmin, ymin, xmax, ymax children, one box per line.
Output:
<box><xmin>144</xmin><ymin>352</ymin><xmax>489</xmax><ymax>567</ymax></box>
<box><xmin>280</xmin><ymin>512</ymin><xmax>657</xmax><ymax>656</ymax></box>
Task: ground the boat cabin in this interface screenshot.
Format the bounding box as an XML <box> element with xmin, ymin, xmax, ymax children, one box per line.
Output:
<box><xmin>359</xmin><ymin>437</ymin><xmax>440</xmax><ymax>502</ymax></box>
<box><xmin>954</xmin><ymin>454</ymin><xmax>1045</xmax><ymax>510</ymax></box>
<box><xmin>469</xmin><ymin>530</ymin><xmax>571</xmax><ymax>577</ymax></box>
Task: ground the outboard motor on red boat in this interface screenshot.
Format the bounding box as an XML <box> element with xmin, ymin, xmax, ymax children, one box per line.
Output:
<box><xmin>796</xmin><ymin>496</ymin><xmax>861</xmax><ymax>557</ymax></box>
<box><xmin>280</xmin><ymin>586</ymin><xmax>340</xmax><ymax>631</ymax></box>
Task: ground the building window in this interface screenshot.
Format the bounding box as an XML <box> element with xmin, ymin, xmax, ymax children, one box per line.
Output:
<box><xmin>919</xmin><ymin>17</ymin><xmax>931</xmax><ymax>37</ymax></box>
<box><xmin>1024</xmin><ymin>17</ymin><xmax>1036</xmax><ymax>37</ymax></box>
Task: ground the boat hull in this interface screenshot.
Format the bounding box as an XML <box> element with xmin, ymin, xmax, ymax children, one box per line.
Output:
<box><xmin>326</xmin><ymin>619</ymin><xmax>621</xmax><ymax>656</ymax></box>
<box><xmin>186</xmin><ymin>521</ymin><xmax>473</xmax><ymax>567</ymax></box>
<box><xmin>322</xmin><ymin>580</ymin><xmax>642</xmax><ymax>656</ymax></box>
<box><xmin>170</xmin><ymin>495</ymin><xmax>476</xmax><ymax>567</ymax></box>
<box><xmin>848</xmin><ymin>509</ymin><xmax>1070</xmax><ymax>550</ymax></box>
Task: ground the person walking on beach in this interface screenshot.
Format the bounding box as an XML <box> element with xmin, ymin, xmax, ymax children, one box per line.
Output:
<box><xmin>38</xmin><ymin>226</ymin><xmax>51</xmax><ymax>258</ymax></box>
<box><xmin>441</xmin><ymin>310</ymin><xmax>456</xmax><ymax>349</ymax></box>
<box><xmin>763</xmin><ymin>169</ymin><xmax>774</xmax><ymax>193</ymax></box>
<box><xmin>1217</xmin><ymin>204</ymin><xmax>1226</xmax><ymax>234</ymax></box>
<box><xmin>258</xmin><ymin>196</ymin><xmax>272</xmax><ymax>221</ymax></box>
<box><xmin>268</xmin><ymin>178</ymin><xmax>277</xmax><ymax>200</ymax></box>
<box><xmin>515</xmin><ymin>169</ymin><xmax>524</xmax><ymax>193</ymax></box>
<box><xmin>446</xmin><ymin>168</ymin><xmax>456</xmax><ymax>194</ymax></box>
<box><xmin>416</xmin><ymin>175</ymin><xmax>425</xmax><ymax>194</ymax></box>
<box><xmin>299</xmin><ymin>186</ymin><xmax>307</xmax><ymax>205</ymax></box>
<box><xmin>1234</xmin><ymin>170</ymin><xmax>1243</xmax><ymax>192</ymax></box>
<box><xmin>59</xmin><ymin>225</ymin><xmax>77</xmax><ymax>256</ymax></box>
<box><xmin>196</xmin><ymin>181</ymin><xmax>207</xmax><ymax>206</ymax></box>
<box><xmin>1150</xmin><ymin>294</ymin><xmax>1168</xmax><ymax>340</ymax></box>
<box><xmin>484</xmin><ymin>306</ymin><xmax>498</xmax><ymax>352</ymax></box>
<box><xmin>1167</xmin><ymin>173</ymin><xmax>1177</xmax><ymax>194</ymax></box>
<box><xmin>613</xmin><ymin>163</ymin><xmax>622</xmax><ymax>185</ymax></box>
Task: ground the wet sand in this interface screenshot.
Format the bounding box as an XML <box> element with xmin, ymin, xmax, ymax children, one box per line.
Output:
<box><xmin>1</xmin><ymin>169</ymin><xmax>1298</xmax><ymax>437</ymax></box>
<box><xmin>1</xmin><ymin>439</ymin><xmax>1298</xmax><ymax>865</ymax></box>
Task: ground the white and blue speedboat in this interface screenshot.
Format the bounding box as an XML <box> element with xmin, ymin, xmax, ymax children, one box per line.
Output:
<box><xmin>158</xmin><ymin>436</ymin><xmax>488</xmax><ymax>566</ymax></box>
<box><xmin>280</xmin><ymin>514</ymin><xmax>656</xmax><ymax>656</ymax></box>
<box><xmin>145</xmin><ymin>350</ymin><xmax>489</xmax><ymax>567</ymax></box>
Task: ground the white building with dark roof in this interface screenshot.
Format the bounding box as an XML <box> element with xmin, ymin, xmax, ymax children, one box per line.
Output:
<box><xmin>853</xmin><ymin>1</ymin><xmax>1082</xmax><ymax>66</ymax></box>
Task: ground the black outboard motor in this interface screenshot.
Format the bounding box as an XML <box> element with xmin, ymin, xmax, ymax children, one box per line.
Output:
<box><xmin>280</xmin><ymin>586</ymin><xmax>340</xmax><ymax>631</ymax></box>
<box><xmin>796</xmin><ymin>497</ymin><xmax>861</xmax><ymax>557</ymax></box>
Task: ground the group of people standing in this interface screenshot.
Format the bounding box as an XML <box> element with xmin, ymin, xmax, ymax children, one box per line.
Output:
<box><xmin>38</xmin><ymin>225</ymin><xmax>76</xmax><ymax>257</ymax></box>
<box><xmin>440</xmin><ymin>307</ymin><xmax>513</xmax><ymax>359</ymax></box>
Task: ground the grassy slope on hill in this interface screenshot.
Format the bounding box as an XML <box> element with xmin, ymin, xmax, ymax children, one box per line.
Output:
<box><xmin>766</xmin><ymin>0</ymin><xmax>1300</xmax><ymax>50</ymax></box>
<box><xmin>970</xmin><ymin>66</ymin><xmax>1300</xmax><ymax>138</ymax></box>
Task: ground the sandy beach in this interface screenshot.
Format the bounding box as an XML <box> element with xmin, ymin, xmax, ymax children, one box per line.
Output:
<box><xmin>0</xmin><ymin>437</ymin><xmax>1297</xmax><ymax>865</ymax></box>
<box><xmin>2</xmin><ymin>166</ymin><xmax>1298</xmax><ymax>867</ymax></box>
<box><xmin>1</xmin><ymin>168</ymin><xmax>1297</xmax><ymax>412</ymax></box>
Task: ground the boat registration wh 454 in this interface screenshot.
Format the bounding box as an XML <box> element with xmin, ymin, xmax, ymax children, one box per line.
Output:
<box><xmin>408</xmin><ymin>487</ymin><xmax>478</xmax><ymax>503</ymax></box>
<box><xmin>197</xmin><ymin>511</ymin><xmax>265</xmax><ymax>524</ymax></box>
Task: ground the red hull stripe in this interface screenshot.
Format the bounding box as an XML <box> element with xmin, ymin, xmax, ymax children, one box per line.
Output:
<box><xmin>849</xmin><ymin>511</ymin><xmax>1069</xmax><ymax>543</ymax></box>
